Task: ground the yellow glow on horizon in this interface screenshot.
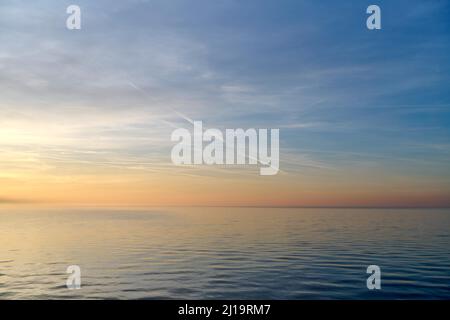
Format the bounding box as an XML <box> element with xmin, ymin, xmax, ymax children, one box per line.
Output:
<box><xmin>2</xmin><ymin>164</ymin><xmax>450</xmax><ymax>207</ymax></box>
<box><xmin>1</xmin><ymin>115</ymin><xmax>449</xmax><ymax>208</ymax></box>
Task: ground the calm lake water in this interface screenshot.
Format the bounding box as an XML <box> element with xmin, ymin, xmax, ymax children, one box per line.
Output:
<box><xmin>0</xmin><ymin>207</ymin><xmax>449</xmax><ymax>299</ymax></box>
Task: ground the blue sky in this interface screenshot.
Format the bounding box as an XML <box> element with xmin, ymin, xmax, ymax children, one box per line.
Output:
<box><xmin>0</xmin><ymin>0</ymin><xmax>449</xmax><ymax>205</ymax></box>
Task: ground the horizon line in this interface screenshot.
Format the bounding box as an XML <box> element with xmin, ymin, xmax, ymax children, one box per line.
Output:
<box><xmin>1</xmin><ymin>203</ymin><xmax>449</xmax><ymax>209</ymax></box>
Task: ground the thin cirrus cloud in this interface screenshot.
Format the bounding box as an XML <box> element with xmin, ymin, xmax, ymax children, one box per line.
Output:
<box><xmin>0</xmin><ymin>0</ymin><xmax>449</xmax><ymax>206</ymax></box>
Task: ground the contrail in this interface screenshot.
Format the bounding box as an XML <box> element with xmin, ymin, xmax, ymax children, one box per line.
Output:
<box><xmin>127</xmin><ymin>80</ymin><xmax>194</xmax><ymax>125</ymax></box>
<box><xmin>127</xmin><ymin>79</ymin><xmax>283</xmax><ymax>174</ymax></box>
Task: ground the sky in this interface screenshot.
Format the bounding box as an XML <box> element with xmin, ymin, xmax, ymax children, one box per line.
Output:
<box><xmin>0</xmin><ymin>0</ymin><xmax>449</xmax><ymax>207</ymax></box>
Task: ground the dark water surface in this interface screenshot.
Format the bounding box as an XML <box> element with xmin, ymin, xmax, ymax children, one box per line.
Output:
<box><xmin>0</xmin><ymin>207</ymin><xmax>449</xmax><ymax>299</ymax></box>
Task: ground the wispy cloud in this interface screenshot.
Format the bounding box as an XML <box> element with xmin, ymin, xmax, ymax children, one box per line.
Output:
<box><xmin>0</xmin><ymin>0</ymin><xmax>449</xmax><ymax>205</ymax></box>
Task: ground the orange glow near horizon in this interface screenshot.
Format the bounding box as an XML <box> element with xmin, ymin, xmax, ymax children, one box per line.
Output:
<box><xmin>2</xmin><ymin>163</ymin><xmax>450</xmax><ymax>207</ymax></box>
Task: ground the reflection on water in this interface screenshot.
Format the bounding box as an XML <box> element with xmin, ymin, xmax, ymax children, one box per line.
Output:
<box><xmin>0</xmin><ymin>207</ymin><xmax>449</xmax><ymax>299</ymax></box>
